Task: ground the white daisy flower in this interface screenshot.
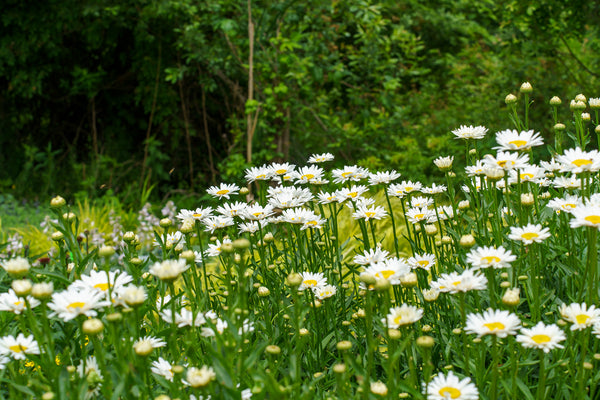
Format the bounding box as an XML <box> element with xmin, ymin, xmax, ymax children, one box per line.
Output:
<box><xmin>314</xmin><ymin>285</ymin><xmax>337</xmax><ymax>300</ymax></box>
<box><xmin>553</xmin><ymin>175</ymin><xmax>582</xmax><ymax>189</ymax></box>
<box><xmin>465</xmin><ymin>160</ymin><xmax>486</xmax><ymax>176</ymax></box>
<box><xmin>483</xmin><ymin>151</ymin><xmax>530</xmax><ymax>170</ymax></box>
<box><xmin>48</xmin><ymin>288</ymin><xmax>111</xmax><ymax>321</ymax></box>
<box><xmin>307</xmin><ymin>152</ymin><xmax>334</xmax><ymax>163</ymax></box>
<box><xmin>352</xmin><ymin>205</ymin><xmax>388</xmax><ymax>221</ymax></box>
<box><xmin>203</xmin><ymin>216</ymin><xmax>235</xmax><ymax>233</ymax></box>
<box><xmin>0</xmin><ymin>289</ymin><xmax>40</xmax><ymax>314</ymax></box>
<box><xmin>406</xmin><ymin>206</ymin><xmax>435</xmax><ymax>225</ymax></box>
<box><xmin>494</xmin><ymin>129</ymin><xmax>544</xmax><ymax>151</ymax></box>
<box><xmin>433</xmin><ymin>156</ymin><xmax>454</xmax><ymax>171</ymax></box>
<box><xmin>331</xmin><ymin>165</ymin><xmax>368</xmax><ymax>183</ymax></box>
<box><xmin>466</xmin><ymin>246</ymin><xmax>516</xmax><ymax>269</ymax></box>
<box><xmin>298</xmin><ymin>272</ymin><xmax>327</xmax><ymax>291</ymax></box>
<box><xmin>185</xmin><ymin>365</ymin><xmax>216</xmax><ymax>388</ymax></box>
<box><xmin>245</xmin><ymin>165</ymin><xmax>272</xmax><ymax>183</ymax></box>
<box><xmin>560</xmin><ymin>302</ymin><xmax>600</xmax><ymax>330</ymax></box>
<box><xmin>410</xmin><ymin>196</ymin><xmax>434</xmax><ymax>209</ymax></box>
<box><xmin>508</xmin><ymin>223</ymin><xmax>551</xmax><ymax>245</ymax></box>
<box><xmin>317</xmin><ymin>191</ymin><xmax>339</xmax><ymax>204</ymax></box>
<box><xmin>176</xmin><ymin>207</ymin><xmax>214</xmax><ymax>224</ymax></box>
<box><xmin>292</xmin><ymin>165</ymin><xmax>325</xmax><ymax>184</ymax></box>
<box><xmin>207</xmin><ymin>183</ymin><xmax>240</xmax><ymax>200</ymax></box>
<box><xmin>364</xmin><ymin>258</ymin><xmax>410</xmax><ymax>285</ymax></box>
<box><xmin>353</xmin><ymin>247</ymin><xmax>389</xmax><ymax>265</ymax></box>
<box><xmin>151</xmin><ymin>357</ymin><xmax>174</xmax><ymax>381</ymax></box>
<box><xmin>238</xmin><ymin>221</ymin><xmax>260</xmax><ymax>234</ymax></box>
<box><xmin>240</xmin><ymin>204</ymin><xmax>274</xmax><ymax>221</ymax></box>
<box><xmin>0</xmin><ymin>333</ymin><xmax>40</xmax><ymax>360</ymax></box>
<box><xmin>407</xmin><ymin>253</ymin><xmax>436</xmax><ymax>271</ymax></box>
<box><xmin>387</xmin><ymin>180</ymin><xmax>422</xmax><ymax>197</ymax></box>
<box><xmin>422</xmin><ymin>183</ymin><xmax>448</xmax><ymax>194</ymax></box>
<box><xmin>216</xmin><ymin>202</ymin><xmax>248</xmax><ymax>217</ymax></box>
<box><xmin>335</xmin><ymin>185</ymin><xmax>369</xmax><ymax>202</ymax></box>
<box><xmin>133</xmin><ymin>336</ymin><xmax>166</xmax><ymax>352</ymax></box>
<box><xmin>204</xmin><ymin>238</ymin><xmax>233</xmax><ymax>257</ymax></box>
<box><xmin>269</xmin><ymin>162</ymin><xmax>295</xmax><ymax>176</ymax></box>
<box><xmin>71</xmin><ymin>269</ymin><xmax>133</xmax><ymax>300</ymax></box>
<box><xmin>516</xmin><ymin>322</ymin><xmax>566</xmax><ymax>353</ymax></box>
<box><xmin>430</xmin><ymin>269</ymin><xmax>487</xmax><ymax>293</ymax></box>
<box><xmin>368</xmin><ymin>170</ymin><xmax>401</xmax><ymax>185</ymax></box>
<box><xmin>556</xmin><ymin>147</ymin><xmax>600</xmax><ymax>173</ymax></box>
<box><xmin>148</xmin><ymin>259</ymin><xmax>190</xmax><ymax>282</ymax></box>
<box><xmin>452</xmin><ymin>125</ymin><xmax>488</xmax><ymax>140</ymax></box>
<box><xmin>465</xmin><ymin>309</ymin><xmax>521</xmax><ymax>338</ymax></box>
<box><xmin>200</xmin><ymin>318</ymin><xmax>228</xmax><ymax>337</ymax></box>
<box><xmin>426</xmin><ymin>370</ymin><xmax>479</xmax><ymax>400</ymax></box>
<box><xmin>382</xmin><ymin>304</ymin><xmax>424</xmax><ymax>328</ymax></box>
<box><xmin>546</xmin><ymin>195</ymin><xmax>580</xmax><ymax>214</ymax></box>
<box><xmin>569</xmin><ymin>204</ymin><xmax>600</xmax><ymax>229</ymax></box>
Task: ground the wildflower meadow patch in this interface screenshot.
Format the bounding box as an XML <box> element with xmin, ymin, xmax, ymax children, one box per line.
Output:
<box><xmin>3</xmin><ymin>84</ymin><xmax>600</xmax><ymax>399</ymax></box>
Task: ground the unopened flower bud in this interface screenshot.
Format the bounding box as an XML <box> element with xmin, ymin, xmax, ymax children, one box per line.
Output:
<box><xmin>180</xmin><ymin>250</ymin><xmax>195</xmax><ymax>263</ymax></box>
<box><xmin>263</xmin><ymin>232</ymin><xmax>275</xmax><ymax>243</ymax></box>
<box><xmin>258</xmin><ymin>286</ymin><xmax>270</xmax><ymax>297</ymax></box>
<box><xmin>336</xmin><ymin>340</ymin><xmax>352</xmax><ymax>351</ymax></box>
<box><xmin>519</xmin><ymin>82</ymin><xmax>532</xmax><ymax>93</ymax></box>
<box><xmin>265</xmin><ymin>345</ymin><xmax>281</xmax><ymax>355</ymax></box>
<box><xmin>441</xmin><ymin>235</ymin><xmax>452</xmax><ymax>244</ymax></box>
<box><xmin>233</xmin><ymin>238</ymin><xmax>251</xmax><ymax>251</ymax></box>
<box><xmin>400</xmin><ymin>272</ymin><xmax>418</xmax><ymax>287</ymax></box>
<box><xmin>333</xmin><ymin>363</ymin><xmax>346</xmax><ymax>374</ymax></box>
<box><xmin>299</xmin><ymin>328</ymin><xmax>309</xmax><ymax>336</ymax></box>
<box><xmin>180</xmin><ymin>221</ymin><xmax>194</xmax><ymax>234</ymax></box>
<box><xmin>554</xmin><ymin>123</ymin><xmax>566</xmax><ymax>131</ymax></box>
<box><xmin>31</xmin><ymin>282</ymin><xmax>53</xmax><ymax>299</ymax></box>
<box><xmin>123</xmin><ymin>231</ymin><xmax>136</xmax><ymax>243</ymax></box>
<box><xmin>458</xmin><ymin>200</ymin><xmax>470</xmax><ymax>210</ymax></box>
<box><xmin>98</xmin><ymin>246</ymin><xmax>115</xmax><ymax>258</ymax></box>
<box><xmin>582</xmin><ymin>113</ymin><xmax>591</xmax><ymax>121</ymax></box>
<box><xmin>549</xmin><ymin>96</ymin><xmax>562</xmax><ymax>106</ymax></box>
<box><xmin>416</xmin><ymin>335</ymin><xmax>435</xmax><ymax>348</ymax></box>
<box><xmin>82</xmin><ymin>318</ymin><xmax>104</xmax><ymax>335</ymax></box>
<box><xmin>502</xmin><ymin>288</ymin><xmax>520</xmax><ymax>306</ymax></box>
<box><xmin>12</xmin><ymin>279</ymin><xmax>32</xmax><ymax>296</ymax></box>
<box><xmin>521</xmin><ymin>193</ymin><xmax>534</xmax><ymax>206</ymax></box>
<box><xmin>370</xmin><ymin>381</ymin><xmax>388</xmax><ymax>396</ymax></box>
<box><xmin>106</xmin><ymin>312</ymin><xmax>123</xmax><ymax>322</ymax></box>
<box><xmin>459</xmin><ymin>234</ymin><xmax>476</xmax><ymax>248</ymax></box>
<box><xmin>51</xmin><ymin>232</ymin><xmax>64</xmax><ymax>241</ymax></box>
<box><xmin>374</xmin><ymin>278</ymin><xmax>391</xmax><ymax>292</ymax></box>
<box><xmin>42</xmin><ymin>392</ymin><xmax>55</xmax><ymax>400</ymax></box>
<box><xmin>422</xmin><ymin>288</ymin><xmax>440</xmax><ymax>302</ymax></box>
<box><xmin>575</xmin><ymin>93</ymin><xmax>587</xmax><ymax>103</ymax></box>
<box><xmin>359</xmin><ymin>272</ymin><xmax>376</xmax><ymax>286</ymax></box>
<box><xmin>63</xmin><ymin>212</ymin><xmax>76</xmax><ymax>222</ymax></box>
<box><xmin>505</xmin><ymin>93</ymin><xmax>517</xmax><ymax>104</ymax></box>
<box><xmin>286</xmin><ymin>273</ymin><xmax>303</xmax><ymax>288</ymax></box>
<box><xmin>240</xmin><ymin>187</ymin><xmax>249</xmax><ymax>195</ymax></box>
<box><xmin>159</xmin><ymin>218</ymin><xmax>172</xmax><ymax>228</ymax></box>
<box><xmin>50</xmin><ymin>196</ymin><xmax>66</xmax><ymax>208</ymax></box>
<box><xmin>570</xmin><ymin>100</ymin><xmax>586</xmax><ymax>111</ymax></box>
<box><xmin>424</xmin><ymin>224</ymin><xmax>438</xmax><ymax>236</ymax></box>
<box><xmin>221</xmin><ymin>243</ymin><xmax>234</xmax><ymax>253</ymax></box>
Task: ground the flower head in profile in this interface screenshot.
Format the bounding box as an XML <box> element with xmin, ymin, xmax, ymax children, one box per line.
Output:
<box><xmin>560</xmin><ymin>302</ymin><xmax>600</xmax><ymax>330</ymax></box>
<box><xmin>245</xmin><ymin>165</ymin><xmax>272</xmax><ymax>183</ymax></box>
<box><xmin>308</xmin><ymin>153</ymin><xmax>334</xmax><ymax>163</ymax></box>
<box><xmin>433</xmin><ymin>156</ymin><xmax>454</xmax><ymax>171</ymax></box>
<box><xmin>352</xmin><ymin>205</ymin><xmax>388</xmax><ymax>221</ymax></box>
<box><xmin>431</xmin><ymin>269</ymin><xmax>487</xmax><ymax>293</ymax></box>
<box><xmin>48</xmin><ymin>288</ymin><xmax>111</xmax><ymax>321</ymax></box>
<box><xmin>368</xmin><ymin>170</ymin><xmax>401</xmax><ymax>185</ymax></box>
<box><xmin>494</xmin><ymin>129</ymin><xmax>544</xmax><ymax>151</ymax></box>
<box><xmin>314</xmin><ymin>285</ymin><xmax>337</xmax><ymax>300</ymax></box>
<box><xmin>292</xmin><ymin>165</ymin><xmax>325</xmax><ymax>184</ymax></box>
<box><xmin>466</xmin><ymin>246</ymin><xmax>516</xmax><ymax>270</ymax></box>
<box><xmin>465</xmin><ymin>309</ymin><xmax>521</xmax><ymax>338</ymax></box>
<box><xmin>207</xmin><ymin>183</ymin><xmax>240</xmax><ymax>200</ymax></box>
<box><xmin>508</xmin><ymin>223</ymin><xmax>551</xmax><ymax>245</ymax></box>
<box><xmin>556</xmin><ymin>147</ymin><xmax>600</xmax><ymax>174</ymax></box>
<box><xmin>407</xmin><ymin>253</ymin><xmax>436</xmax><ymax>271</ymax></box>
<box><xmin>364</xmin><ymin>258</ymin><xmax>410</xmax><ymax>285</ymax></box>
<box><xmin>546</xmin><ymin>195</ymin><xmax>580</xmax><ymax>214</ymax></box>
<box><xmin>71</xmin><ymin>269</ymin><xmax>133</xmax><ymax>300</ymax></box>
<box><xmin>516</xmin><ymin>322</ymin><xmax>566</xmax><ymax>353</ymax></box>
<box><xmin>426</xmin><ymin>370</ymin><xmax>479</xmax><ymax>400</ymax></box>
<box><xmin>185</xmin><ymin>365</ymin><xmax>216</xmax><ymax>388</ymax></box>
<box><xmin>569</xmin><ymin>204</ymin><xmax>600</xmax><ymax>229</ymax></box>
<box><xmin>0</xmin><ymin>289</ymin><xmax>40</xmax><ymax>314</ymax></box>
<box><xmin>331</xmin><ymin>165</ymin><xmax>368</xmax><ymax>183</ymax></box>
<box><xmin>353</xmin><ymin>247</ymin><xmax>389</xmax><ymax>266</ymax></box>
<box><xmin>483</xmin><ymin>151</ymin><xmax>529</xmax><ymax>171</ymax></box>
<box><xmin>387</xmin><ymin>180</ymin><xmax>423</xmax><ymax>197</ymax></box>
<box><xmin>149</xmin><ymin>259</ymin><xmax>190</xmax><ymax>282</ymax></box>
<box><xmin>151</xmin><ymin>357</ymin><xmax>174</xmax><ymax>381</ymax></box>
<box><xmin>452</xmin><ymin>125</ymin><xmax>488</xmax><ymax>140</ymax></box>
<box><xmin>382</xmin><ymin>304</ymin><xmax>424</xmax><ymax>328</ymax></box>
<box><xmin>1</xmin><ymin>257</ymin><xmax>30</xmax><ymax>277</ymax></box>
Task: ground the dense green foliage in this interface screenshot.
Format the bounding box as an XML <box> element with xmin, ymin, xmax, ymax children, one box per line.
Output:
<box><xmin>2</xmin><ymin>0</ymin><xmax>600</xmax><ymax>204</ymax></box>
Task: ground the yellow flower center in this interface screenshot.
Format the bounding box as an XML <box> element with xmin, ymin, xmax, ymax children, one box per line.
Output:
<box><xmin>572</xmin><ymin>159</ymin><xmax>592</xmax><ymax>167</ymax></box>
<box><xmin>304</xmin><ymin>279</ymin><xmax>318</xmax><ymax>287</ymax></box>
<box><xmin>378</xmin><ymin>270</ymin><xmax>395</xmax><ymax>280</ymax></box>
<box><xmin>193</xmin><ymin>213</ymin><xmax>203</xmax><ymax>218</ymax></box>
<box><xmin>497</xmin><ymin>160</ymin><xmax>507</xmax><ymax>168</ymax></box>
<box><xmin>520</xmin><ymin>173</ymin><xmax>534</xmax><ymax>180</ymax></box>
<box><xmin>482</xmin><ymin>256</ymin><xmax>501</xmax><ymax>264</ymax></box>
<box><xmin>13</xmin><ymin>301</ymin><xmax>23</xmax><ymax>307</ymax></box>
<box><xmin>348</xmin><ymin>192</ymin><xmax>358</xmax><ymax>198</ymax></box>
<box><xmin>252</xmin><ymin>212</ymin><xmax>263</xmax><ymax>217</ymax></box>
<box><xmin>483</xmin><ymin>322</ymin><xmax>505</xmax><ymax>331</ymax></box>
<box><xmin>508</xmin><ymin>139</ymin><xmax>527</xmax><ymax>148</ymax></box>
<box><xmin>67</xmin><ymin>302</ymin><xmax>86</xmax><ymax>310</ymax></box>
<box><xmin>584</xmin><ymin>215</ymin><xmax>600</xmax><ymax>224</ymax></box>
<box><xmin>9</xmin><ymin>344</ymin><xmax>27</xmax><ymax>353</ymax></box>
<box><xmin>451</xmin><ymin>281</ymin><xmax>461</xmax><ymax>286</ymax></box>
<box><xmin>521</xmin><ymin>232</ymin><xmax>539</xmax><ymax>241</ymax></box>
<box><xmin>564</xmin><ymin>203</ymin><xmax>576</xmax><ymax>209</ymax></box>
<box><xmin>531</xmin><ymin>334</ymin><xmax>551</xmax><ymax>344</ymax></box>
<box><xmin>417</xmin><ymin>260</ymin><xmax>430</xmax><ymax>267</ymax></box>
<box><xmin>439</xmin><ymin>387</ymin><xmax>461</xmax><ymax>399</ymax></box>
<box><xmin>393</xmin><ymin>315</ymin><xmax>403</xmax><ymax>325</ymax></box>
<box><xmin>414</xmin><ymin>214</ymin><xmax>424</xmax><ymax>220</ymax></box>
<box><xmin>341</xmin><ymin>172</ymin><xmax>353</xmax><ymax>178</ymax></box>
<box><xmin>275</xmin><ymin>169</ymin><xmax>287</xmax><ymax>175</ymax></box>
<box><xmin>576</xmin><ymin>314</ymin><xmax>590</xmax><ymax>324</ymax></box>
<box><xmin>256</xmin><ymin>174</ymin><xmax>266</xmax><ymax>179</ymax></box>
<box><xmin>365</xmin><ymin>212</ymin><xmax>376</xmax><ymax>218</ymax></box>
<box><xmin>94</xmin><ymin>283</ymin><xmax>110</xmax><ymax>291</ymax></box>
<box><xmin>306</xmin><ymin>220</ymin><xmax>318</xmax><ymax>226</ymax></box>
<box><xmin>405</xmin><ymin>187</ymin><xmax>413</xmax><ymax>192</ymax></box>
<box><xmin>216</xmin><ymin>189</ymin><xmax>229</xmax><ymax>195</ymax></box>
<box><xmin>301</xmin><ymin>174</ymin><xmax>315</xmax><ymax>181</ymax></box>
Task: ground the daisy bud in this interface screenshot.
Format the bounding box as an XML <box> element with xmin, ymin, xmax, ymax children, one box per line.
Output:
<box><xmin>233</xmin><ymin>238</ymin><xmax>251</xmax><ymax>251</ymax></box>
<box><xmin>575</xmin><ymin>93</ymin><xmax>587</xmax><ymax>103</ymax></box>
<box><xmin>67</xmin><ymin>365</ymin><xmax>76</xmax><ymax>373</ymax></box>
<box><xmin>554</xmin><ymin>123</ymin><xmax>566</xmax><ymax>131</ymax></box>
<box><xmin>134</xmin><ymin>341</ymin><xmax>154</xmax><ymax>357</ymax></box>
<box><xmin>180</xmin><ymin>250</ymin><xmax>195</xmax><ymax>263</ymax></box>
<box><xmin>422</xmin><ymin>324</ymin><xmax>432</xmax><ymax>332</ymax></box>
<box><xmin>240</xmin><ymin>187</ymin><xmax>249</xmax><ymax>195</ymax></box>
<box><xmin>31</xmin><ymin>282</ymin><xmax>53</xmax><ymax>299</ymax></box>
<box><xmin>374</xmin><ymin>278</ymin><xmax>391</xmax><ymax>292</ymax></box>
<box><xmin>82</xmin><ymin>318</ymin><xmax>104</xmax><ymax>335</ymax></box>
<box><xmin>258</xmin><ymin>286</ymin><xmax>270</xmax><ymax>297</ymax></box>
<box><xmin>51</xmin><ymin>232</ymin><xmax>64</xmax><ymax>241</ymax></box>
<box><xmin>582</xmin><ymin>112</ymin><xmax>591</xmax><ymax>121</ymax></box>
<box><xmin>356</xmin><ymin>309</ymin><xmax>366</xmax><ymax>318</ymax></box>
<box><xmin>521</xmin><ymin>193</ymin><xmax>534</xmax><ymax>206</ymax></box>
<box><xmin>186</xmin><ymin>366</ymin><xmax>216</xmax><ymax>388</ymax></box>
<box><xmin>336</xmin><ymin>340</ymin><xmax>352</xmax><ymax>352</ymax></box>
<box><xmin>518</xmin><ymin>275</ymin><xmax>528</xmax><ymax>281</ymax></box>
<box><xmin>502</xmin><ymin>288</ymin><xmax>520</xmax><ymax>306</ymax></box>
<box><xmin>458</xmin><ymin>200</ymin><xmax>470</xmax><ymax>210</ymax></box>
<box><xmin>441</xmin><ymin>235</ymin><xmax>452</xmax><ymax>244</ymax></box>
<box><xmin>106</xmin><ymin>312</ymin><xmax>123</xmax><ymax>322</ymax></box>
<box><xmin>286</xmin><ymin>273</ymin><xmax>303</xmax><ymax>288</ymax></box>
<box><xmin>424</xmin><ymin>224</ymin><xmax>438</xmax><ymax>236</ymax></box>
<box><xmin>593</xmin><ymin>353</ymin><xmax>600</xmax><ymax>360</ymax></box>
<box><xmin>570</xmin><ymin>100</ymin><xmax>586</xmax><ymax>111</ymax></box>
<box><xmin>2</xmin><ymin>256</ymin><xmax>31</xmax><ymax>277</ymax></box>
<box><xmin>400</xmin><ymin>272</ymin><xmax>418</xmax><ymax>287</ymax></box>
<box><xmin>500</xmin><ymin>281</ymin><xmax>510</xmax><ymax>288</ymax></box>
<box><xmin>50</xmin><ymin>196</ymin><xmax>66</xmax><ymax>208</ymax></box>
<box><xmin>584</xmin><ymin>362</ymin><xmax>593</xmax><ymax>370</ymax></box>
<box><xmin>159</xmin><ymin>218</ymin><xmax>172</xmax><ymax>228</ymax></box>
<box><xmin>500</xmin><ymin>272</ymin><xmax>509</xmax><ymax>279</ymax></box>
<box><xmin>596</xmin><ymin>125</ymin><xmax>600</xmax><ymax>134</ymax></box>
<box><xmin>468</xmin><ymin>149</ymin><xmax>477</xmax><ymax>156</ymax></box>
<box><xmin>67</xmin><ymin>263</ymin><xmax>75</xmax><ymax>273</ymax></box>
<box><xmin>459</xmin><ymin>234</ymin><xmax>476</xmax><ymax>248</ymax></box>
<box><xmin>265</xmin><ymin>345</ymin><xmax>281</xmax><ymax>355</ymax></box>
<box><xmin>590</xmin><ymin>98</ymin><xmax>600</xmax><ymax>109</ymax></box>
<box><xmin>370</xmin><ymin>381</ymin><xmax>388</xmax><ymax>396</ymax></box>
<box><xmin>359</xmin><ymin>272</ymin><xmax>376</xmax><ymax>286</ymax></box>
<box><xmin>505</xmin><ymin>93</ymin><xmax>517</xmax><ymax>104</ymax></box>
<box><xmin>221</xmin><ymin>243</ymin><xmax>234</xmax><ymax>253</ymax></box>
<box><xmin>484</xmin><ymin>167</ymin><xmax>504</xmax><ymax>181</ymax></box>
<box><xmin>154</xmin><ymin>396</ymin><xmax>170</xmax><ymax>400</ymax></box>
<box><xmin>399</xmin><ymin>393</ymin><xmax>410</xmax><ymax>399</ymax></box>
<box><xmin>123</xmin><ymin>231</ymin><xmax>136</xmax><ymax>243</ymax></box>
<box><xmin>416</xmin><ymin>335</ymin><xmax>435</xmax><ymax>348</ymax></box>
<box><xmin>172</xmin><ymin>365</ymin><xmax>185</xmax><ymax>374</ymax></box>
<box><xmin>452</xmin><ymin>328</ymin><xmax>462</xmax><ymax>335</ymax></box>
<box><xmin>333</xmin><ymin>363</ymin><xmax>346</xmax><ymax>374</ymax></box>
<box><xmin>422</xmin><ymin>289</ymin><xmax>440</xmax><ymax>302</ymax></box>
<box><xmin>121</xmin><ymin>285</ymin><xmax>147</xmax><ymax>307</ymax></box>
<box><xmin>384</xmin><ymin>329</ymin><xmax>400</xmax><ymax>340</ymax></box>
<box><xmin>313</xmin><ymin>372</ymin><xmax>323</xmax><ymax>378</ymax></box>
<box><xmin>473</xmin><ymin>338</ymin><xmax>481</xmax><ymax>343</ymax></box>
<box><xmin>63</xmin><ymin>212</ymin><xmax>76</xmax><ymax>222</ymax></box>
<box><xmin>342</xmin><ymin>320</ymin><xmax>351</xmax><ymax>326</ymax></box>
<box><xmin>263</xmin><ymin>233</ymin><xmax>275</xmax><ymax>243</ymax></box>
<box><xmin>433</xmin><ymin>156</ymin><xmax>454</xmax><ymax>171</ymax></box>
<box><xmin>549</xmin><ymin>96</ymin><xmax>562</xmax><ymax>106</ymax></box>
<box><xmin>99</xmin><ymin>246</ymin><xmax>115</xmax><ymax>258</ymax></box>
<box><xmin>12</xmin><ymin>279</ymin><xmax>32</xmax><ymax>296</ymax></box>
<box><xmin>131</xmin><ymin>257</ymin><xmax>143</xmax><ymax>266</ymax></box>
<box><xmin>299</xmin><ymin>328</ymin><xmax>309</xmax><ymax>336</ymax></box>
<box><xmin>42</xmin><ymin>392</ymin><xmax>55</xmax><ymax>400</ymax></box>
<box><xmin>519</xmin><ymin>82</ymin><xmax>533</xmax><ymax>93</ymax></box>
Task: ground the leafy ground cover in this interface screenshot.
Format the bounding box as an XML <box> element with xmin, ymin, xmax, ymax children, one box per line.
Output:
<box><xmin>1</xmin><ymin>85</ymin><xmax>600</xmax><ymax>399</ymax></box>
